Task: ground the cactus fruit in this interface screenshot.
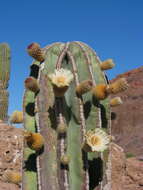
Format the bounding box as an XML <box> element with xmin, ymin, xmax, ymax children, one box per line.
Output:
<box><xmin>25</xmin><ymin>77</ymin><xmax>40</xmax><ymax>93</ymax></box>
<box><xmin>10</xmin><ymin>111</ymin><xmax>23</xmax><ymax>123</ymax></box>
<box><xmin>22</xmin><ymin>41</ymin><xmax>128</xmax><ymax>190</ymax></box>
<box><xmin>27</xmin><ymin>43</ymin><xmax>45</xmax><ymax>62</ymax></box>
<box><xmin>110</xmin><ymin>97</ymin><xmax>123</xmax><ymax>107</ymax></box>
<box><xmin>100</xmin><ymin>59</ymin><xmax>115</xmax><ymax>70</ymax></box>
<box><xmin>92</xmin><ymin>78</ymin><xmax>129</xmax><ymax>100</ymax></box>
<box><xmin>76</xmin><ymin>80</ymin><xmax>93</xmax><ymax>95</ymax></box>
<box><xmin>92</xmin><ymin>84</ymin><xmax>108</xmax><ymax>100</ymax></box>
<box><xmin>0</xmin><ymin>43</ymin><xmax>10</xmax><ymax>121</ymax></box>
<box><xmin>24</xmin><ymin>131</ymin><xmax>44</xmax><ymax>151</ymax></box>
<box><xmin>2</xmin><ymin>170</ymin><xmax>22</xmax><ymax>184</ymax></box>
<box><xmin>106</xmin><ymin>78</ymin><xmax>129</xmax><ymax>94</ymax></box>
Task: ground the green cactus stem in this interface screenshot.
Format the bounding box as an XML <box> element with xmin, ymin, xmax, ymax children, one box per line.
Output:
<box><xmin>22</xmin><ymin>90</ymin><xmax>37</xmax><ymax>190</ymax></box>
<box><xmin>0</xmin><ymin>43</ymin><xmax>10</xmax><ymax>121</ymax></box>
<box><xmin>22</xmin><ymin>41</ymin><xmax>127</xmax><ymax>190</ymax></box>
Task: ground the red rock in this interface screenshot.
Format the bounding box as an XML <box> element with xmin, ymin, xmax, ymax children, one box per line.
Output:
<box><xmin>111</xmin><ymin>143</ymin><xmax>143</xmax><ymax>190</ymax></box>
<box><xmin>0</xmin><ymin>121</ymin><xmax>23</xmax><ymax>189</ymax></box>
<box><xmin>111</xmin><ymin>66</ymin><xmax>143</xmax><ymax>157</ymax></box>
<box><xmin>0</xmin><ymin>181</ymin><xmax>20</xmax><ymax>190</ymax></box>
<box><xmin>111</xmin><ymin>143</ymin><xmax>126</xmax><ymax>190</ymax></box>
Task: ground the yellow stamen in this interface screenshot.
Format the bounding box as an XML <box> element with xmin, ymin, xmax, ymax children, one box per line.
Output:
<box><xmin>57</xmin><ymin>76</ymin><xmax>66</xmax><ymax>84</ymax></box>
<box><xmin>90</xmin><ymin>136</ymin><xmax>101</xmax><ymax>146</ymax></box>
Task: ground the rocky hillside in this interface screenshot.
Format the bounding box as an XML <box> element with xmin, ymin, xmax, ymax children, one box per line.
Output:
<box><xmin>0</xmin><ymin>121</ymin><xmax>23</xmax><ymax>190</ymax></box>
<box><xmin>111</xmin><ymin>143</ymin><xmax>143</xmax><ymax>190</ymax></box>
<box><xmin>111</xmin><ymin>66</ymin><xmax>143</xmax><ymax>157</ymax></box>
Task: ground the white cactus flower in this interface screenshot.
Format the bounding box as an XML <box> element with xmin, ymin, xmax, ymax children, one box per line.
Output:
<box><xmin>48</xmin><ymin>68</ymin><xmax>74</xmax><ymax>88</ymax></box>
<box><xmin>85</xmin><ymin>128</ymin><xmax>110</xmax><ymax>152</ymax></box>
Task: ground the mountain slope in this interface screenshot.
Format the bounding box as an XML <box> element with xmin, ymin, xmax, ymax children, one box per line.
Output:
<box><xmin>111</xmin><ymin>66</ymin><xmax>143</xmax><ymax>157</ymax></box>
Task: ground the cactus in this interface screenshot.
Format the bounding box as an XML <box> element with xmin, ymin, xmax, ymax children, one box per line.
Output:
<box><xmin>22</xmin><ymin>41</ymin><xmax>127</xmax><ymax>190</ymax></box>
<box><xmin>0</xmin><ymin>43</ymin><xmax>10</xmax><ymax>121</ymax></box>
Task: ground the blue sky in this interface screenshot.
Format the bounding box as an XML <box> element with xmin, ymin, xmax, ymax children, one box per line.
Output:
<box><xmin>0</xmin><ymin>0</ymin><xmax>143</xmax><ymax>116</ymax></box>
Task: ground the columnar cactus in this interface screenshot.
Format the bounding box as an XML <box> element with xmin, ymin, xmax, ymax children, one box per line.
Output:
<box><xmin>22</xmin><ymin>42</ymin><xmax>128</xmax><ymax>190</ymax></box>
<box><xmin>0</xmin><ymin>43</ymin><xmax>10</xmax><ymax>121</ymax></box>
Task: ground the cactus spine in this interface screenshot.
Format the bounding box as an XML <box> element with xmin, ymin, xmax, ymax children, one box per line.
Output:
<box><xmin>22</xmin><ymin>42</ymin><xmax>127</xmax><ymax>190</ymax></box>
<box><xmin>0</xmin><ymin>43</ymin><xmax>10</xmax><ymax>121</ymax></box>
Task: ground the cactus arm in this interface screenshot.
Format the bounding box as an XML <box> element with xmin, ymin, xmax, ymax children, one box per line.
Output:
<box><xmin>23</xmin><ymin>43</ymin><xmax>65</xmax><ymax>190</ymax></box>
<box><xmin>0</xmin><ymin>43</ymin><xmax>10</xmax><ymax>121</ymax></box>
<box><xmin>59</xmin><ymin>48</ymin><xmax>86</xmax><ymax>190</ymax></box>
<box><xmin>22</xmin><ymin>61</ymin><xmax>42</xmax><ymax>190</ymax></box>
<box><xmin>35</xmin><ymin>43</ymin><xmax>66</xmax><ymax>190</ymax></box>
<box><xmin>81</xmin><ymin>41</ymin><xmax>111</xmax><ymax>188</ymax></box>
<box><xmin>67</xmin><ymin>42</ymin><xmax>111</xmax><ymax>190</ymax></box>
<box><xmin>22</xmin><ymin>90</ymin><xmax>37</xmax><ymax>190</ymax></box>
<box><xmin>54</xmin><ymin>43</ymin><xmax>72</xmax><ymax>190</ymax></box>
<box><xmin>36</xmin><ymin>73</ymin><xmax>59</xmax><ymax>190</ymax></box>
<box><xmin>78</xmin><ymin>42</ymin><xmax>111</xmax><ymax>189</ymax></box>
<box><xmin>67</xmin><ymin>43</ymin><xmax>100</xmax><ymax>189</ymax></box>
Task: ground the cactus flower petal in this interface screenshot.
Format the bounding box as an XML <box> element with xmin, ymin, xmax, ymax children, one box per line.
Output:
<box><xmin>48</xmin><ymin>68</ymin><xmax>74</xmax><ymax>88</ymax></box>
<box><xmin>85</xmin><ymin>128</ymin><xmax>110</xmax><ymax>152</ymax></box>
